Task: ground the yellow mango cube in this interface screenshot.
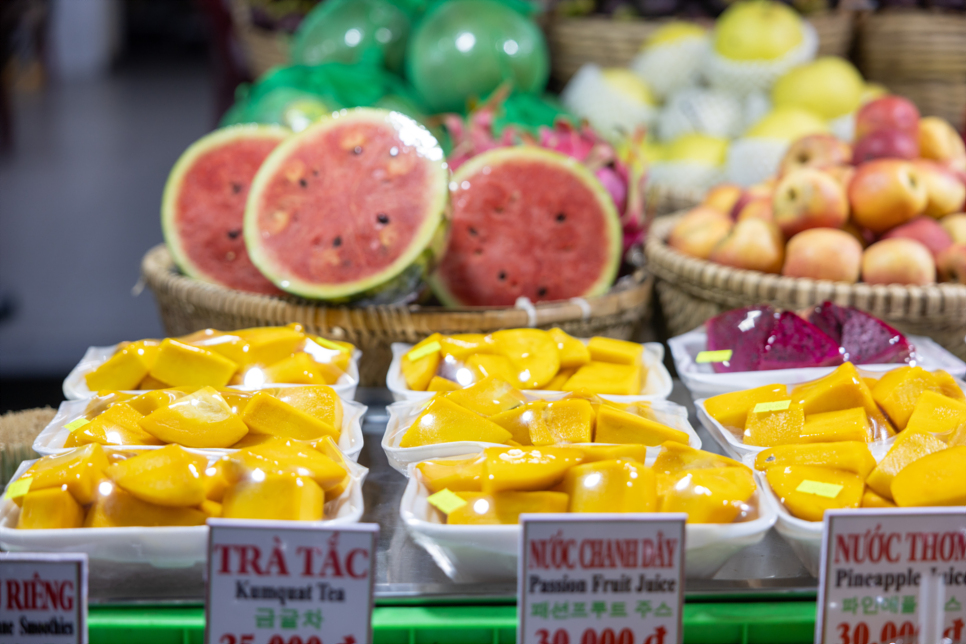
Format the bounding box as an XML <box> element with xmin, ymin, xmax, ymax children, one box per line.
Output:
<box><xmin>549</xmin><ymin>328</ymin><xmax>591</xmax><ymax>369</ymax></box>
<box><xmin>595</xmin><ymin>405</ymin><xmax>690</xmax><ymax>446</ymax></box>
<box><xmin>488</xmin><ymin>402</ymin><xmax>542</xmax><ymax>446</ymax></box>
<box><xmin>229</xmin><ymin>437</ymin><xmax>347</xmax><ymax>491</ymax></box>
<box><xmin>275</xmin><ymin>385</ymin><xmax>343</xmax><ymax>430</ymax></box>
<box><xmin>105</xmin><ymin>445</ymin><xmax>208</xmax><ymax>507</ymax></box>
<box><xmin>85</xmin><ymin>340</ymin><xmax>159</xmax><ymax>392</ymax></box>
<box><xmin>465</xmin><ymin>353</ymin><xmax>518</xmax><ymax>384</ymax></box>
<box><xmin>562</xmin><ymin>459</ymin><xmax>657</xmax><ymax>513</ymax></box>
<box><xmin>891</xmin><ymin>446</ymin><xmax>966</xmax><ymax>507</ymax></box>
<box><xmin>213</xmin><ymin>326</ymin><xmax>306</xmax><ymax>368</ymax></box>
<box><xmin>447</xmin><ymin>491</ymin><xmax>569</xmax><ymax>525</ymax></box>
<box><xmin>125</xmin><ymin>389</ymin><xmax>186</xmax><ymax>415</ymax></box>
<box><xmin>866</xmin><ymin>430</ymin><xmax>947</xmax><ymax>500</ymax></box>
<box><xmin>309</xmin><ymin>435</ymin><xmax>352</xmax><ymax>499</ymax></box>
<box><xmin>489</xmin><ymin>329</ymin><xmax>560</xmax><ymax>389</ymax></box>
<box><xmin>202</xmin><ymin>460</ymin><xmax>231</xmax><ymax>502</ymax></box>
<box><xmin>63</xmin><ymin>403</ymin><xmax>162</xmax><ymax>448</ymax></box>
<box><xmin>241</xmin><ymin>391</ymin><xmax>338</xmax><ymax>441</ymax></box>
<box><xmin>481</xmin><ymin>446</ymin><xmax>584</xmax><ymax>493</ymax></box>
<box><xmin>139</xmin><ymin>386</ymin><xmax>249</xmax><ymax>448</ymax></box>
<box><xmin>765</xmin><ymin>464</ymin><xmax>864</xmax><ymax>522</ymax></box>
<box><xmin>399</xmin><ymin>397</ymin><xmax>512</xmax><ymax>448</ymax></box>
<box><xmin>652</xmin><ymin>442</ymin><xmax>743</xmax><ymax>476</ymax></box>
<box><xmin>800</xmin><ymin>407</ymin><xmax>871</xmax><ymax>443</ymax></box>
<box><xmin>563</xmin><ymin>362</ymin><xmax>642</xmax><ymax>396</ymax></box>
<box><xmin>544</xmin><ymin>369</ymin><xmax>576</xmax><ymax>391</ymax></box>
<box><xmin>587</xmin><ymin>337</ymin><xmax>643</xmax><ymax>365</ymax></box>
<box><xmin>744</xmin><ymin>405</ymin><xmax>805</xmax><ymax>447</ymax></box>
<box><xmin>661</xmin><ymin>466</ymin><xmax>756</xmax><ymax>523</ymax></box>
<box><xmin>30</xmin><ymin>444</ymin><xmax>109</xmax><ymax>505</ymax></box>
<box><xmin>138</xmin><ymin>374</ymin><xmax>171</xmax><ymax>389</ymax></box>
<box><xmin>401</xmin><ymin>333</ymin><xmax>442</xmax><ymax>391</ymax></box>
<box><xmin>755</xmin><ymin>442</ymin><xmax>876</xmax><ymax>479</ymax></box>
<box><xmin>17</xmin><ymin>487</ymin><xmax>85</xmax><ymax>530</ymax></box>
<box><xmin>445</xmin><ymin>375</ymin><xmax>526</xmax><ymax>416</ymax></box>
<box><xmin>704</xmin><ymin>384</ymin><xmax>788</xmax><ymax>429</ymax></box>
<box><xmin>439</xmin><ymin>334</ymin><xmax>491</xmax><ymax>360</ymax></box>
<box><xmin>872</xmin><ymin>366</ymin><xmax>946</xmax><ymax>430</ymax></box>
<box><xmin>861</xmin><ymin>489</ymin><xmax>896</xmax><ymax>509</ymax></box>
<box><xmin>85</xmin><ymin>483</ymin><xmax>207</xmax><ymax>527</ymax></box>
<box><xmin>932</xmin><ymin>370</ymin><xmax>966</xmax><ymax>401</ymax></box>
<box><xmin>904</xmin><ymin>390</ymin><xmax>966</xmax><ymax>435</ymax></box>
<box><xmin>793</xmin><ymin>363</ymin><xmax>893</xmax><ymax>436</ymax></box>
<box><xmin>222</xmin><ymin>474</ymin><xmax>324</xmax><ymax>521</ymax></box>
<box><xmin>575</xmin><ymin>444</ymin><xmax>650</xmax><ymax>463</ymax></box>
<box><xmin>427</xmin><ymin>376</ymin><xmax>460</xmax><ymax>392</ymax></box>
<box><xmin>149</xmin><ymin>339</ymin><xmax>238</xmax><ymax>388</ymax></box>
<box><xmin>259</xmin><ymin>353</ymin><xmax>330</xmax><ymax>385</ymax></box>
<box><xmin>416</xmin><ymin>456</ymin><xmax>485</xmax><ymax>493</ymax></box>
<box><xmin>530</xmin><ymin>399</ymin><xmax>595</xmax><ymax>445</ymax></box>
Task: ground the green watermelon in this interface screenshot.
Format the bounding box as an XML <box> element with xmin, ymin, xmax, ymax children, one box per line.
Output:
<box><xmin>161</xmin><ymin>125</ymin><xmax>289</xmax><ymax>294</ymax></box>
<box><xmin>244</xmin><ymin>108</ymin><xmax>449</xmax><ymax>301</ymax></box>
<box><xmin>431</xmin><ymin>147</ymin><xmax>622</xmax><ymax>307</ymax></box>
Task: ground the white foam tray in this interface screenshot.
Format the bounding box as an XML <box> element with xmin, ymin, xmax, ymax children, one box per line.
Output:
<box><xmin>382</xmin><ymin>393</ymin><xmax>701</xmax><ymax>475</ymax></box>
<box><xmin>64</xmin><ymin>345</ymin><xmax>362</xmax><ymax>401</ymax></box>
<box><xmin>669</xmin><ymin>327</ymin><xmax>966</xmax><ymax>398</ymax></box>
<box><xmin>0</xmin><ymin>455</ymin><xmax>367</xmax><ymax>567</ymax></box>
<box><xmin>386</xmin><ymin>340</ymin><xmax>673</xmax><ymax>402</ymax></box>
<box><xmin>754</xmin><ymin>471</ymin><xmax>823</xmax><ymax>576</ymax></box>
<box><xmin>33</xmin><ymin>395</ymin><xmax>367</xmax><ymax>462</ymax></box>
<box><xmin>400</xmin><ymin>458</ymin><xmax>778</xmax><ymax>582</ymax></box>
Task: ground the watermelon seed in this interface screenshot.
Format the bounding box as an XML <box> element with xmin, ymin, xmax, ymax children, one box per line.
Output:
<box><xmin>227</xmin><ymin>229</ymin><xmax>241</xmax><ymax>239</ymax></box>
<box><xmin>353</xmin><ymin>146</ymin><xmax>363</xmax><ymax>155</ymax></box>
<box><xmin>538</xmin><ymin>287</ymin><xmax>547</xmax><ymax>297</ymax></box>
<box><xmin>556</xmin><ymin>213</ymin><xmax>566</xmax><ymax>222</ymax></box>
<box><xmin>468</xmin><ymin>227</ymin><xmax>478</xmax><ymax>236</ymax></box>
<box><xmin>299</xmin><ymin>179</ymin><xmax>307</xmax><ymax>188</ymax></box>
<box><xmin>474</xmin><ymin>249</ymin><xmax>483</xmax><ymax>256</ymax></box>
<box><xmin>495</xmin><ymin>206</ymin><xmax>504</xmax><ymax>214</ymax></box>
<box><xmin>312</xmin><ymin>169</ymin><xmax>319</xmax><ymax>176</ymax></box>
<box><xmin>333</xmin><ymin>237</ymin><xmax>343</xmax><ymax>247</ymax></box>
<box><xmin>377</xmin><ymin>213</ymin><xmax>390</xmax><ymax>224</ymax></box>
<box><xmin>498</xmin><ymin>271</ymin><xmax>506</xmax><ymax>280</ymax></box>
<box><xmin>231</xmin><ymin>182</ymin><xmax>242</xmax><ymax>194</ymax></box>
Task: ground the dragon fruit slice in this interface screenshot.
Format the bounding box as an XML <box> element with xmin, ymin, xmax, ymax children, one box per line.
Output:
<box><xmin>759</xmin><ymin>312</ymin><xmax>844</xmax><ymax>371</ymax></box>
<box><xmin>808</xmin><ymin>301</ymin><xmax>914</xmax><ymax>364</ymax></box>
<box><xmin>705</xmin><ymin>305</ymin><xmax>776</xmax><ymax>373</ymax></box>
<box><xmin>807</xmin><ymin>301</ymin><xmax>850</xmax><ymax>345</ymax></box>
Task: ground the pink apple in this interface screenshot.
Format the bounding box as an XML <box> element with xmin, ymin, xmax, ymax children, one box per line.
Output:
<box><xmin>736</xmin><ymin>197</ymin><xmax>774</xmax><ymax>222</ymax></box>
<box><xmin>668</xmin><ymin>206</ymin><xmax>734</xmax><ymax>259</ymax></box>
<box><xmin>918</xmin><ymin>116</ymin><xmax>966</xmax><ymax>162</ymax></box>
<box><xmin>783</xmin><ymin>228</ymin><xmax>863</xmax><ymax>282</ymax></box>
<box><xmin>936</xmin><ymin>244</ymin><xmax>966</xmax><ymax>283</ymax></box>
<box><xmin>913</xmin><ymin>160</ymin><xmax>966</xmax><ymax>218</ymax></box>
<box><xmin>861</xmin><ymin>238</ymin><xmax>936</xmax><ymax>285</ymax></box>
<box><xmin>779</xmin><ymin>135</ymin><xmax>853</xmax><ymax>176</ymax></box>
<box><xmin>855</xmin><ymin>96</ymin><xmax>920</xmax><ymax>141</ymax></box>
<box><xmin>729</xmin><ymin>183</ymin><xmax>773</xmax><ymax>220</ymax></box>
<box><xmin>852</xmin><ymin>129</ymin><xmax>920</xmax><ymax>164</ymax></box>
<box><xmin>881</xmin><ymin>216</ymin><xmax>953</xmax><ymax>258</ymax></box>
<box><xmin>702</xmin><ymin>184</ymin><xmax>744</xmax><ymax>215</ymax></box>
<box><xmin>848</xmin><ymin>160</ymin><xmax>928</xmax><ymax>233</ymax></box>
<box><xmin>940</xmin><ymin>212</ymin><xmax>966</xmax><ymax>243</ymax></box>
<box><xmin>709</xmin><ymin>219</ymin><xmax>785</xmax><ymax>274</ymax></box>
<box><xmin>772</xmin><ymin>168</ymin><xmax>849</xmax><ymax>237</ymax></box>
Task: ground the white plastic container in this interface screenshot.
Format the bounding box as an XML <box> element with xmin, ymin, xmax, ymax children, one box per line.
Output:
<box><xmin>0</xmin><ymin>456</ymin><xmax>367</xmax><ymax>567</ymax></box>
<box><xmin>400</xmin><ymin>460</ymin><xmax>778</xmax><ymax>582</ymax></box>
<box><xmin>386</xmin><ymin>340</ymin><xmax>673</xmax><ymax>402</ymax></box>
<box><xmin>669</xmin><ymin>327</ymin><xmax>966</xmax><ymax>398</ymax></box>
<box><xmin>63</xmin><ymin>345</ymin><xmax>362</xmax><ymax>401</ymax></box>
<box><xmin>33</xmin><ymin>396</ymin><xmax>368</xmax><ymax>462</ymax></box>
<box><xmin>383</xmin><ymin>394</ymin><xmax>701</xmax><ymax>475</ymax></box>
<box><xmin>754</xmin><ymin>471</ymin><xmax>823</xmax><ymax>576</ymax></box>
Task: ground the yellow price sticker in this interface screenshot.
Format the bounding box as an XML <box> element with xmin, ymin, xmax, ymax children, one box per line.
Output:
<box><xmin>64</xmin><ymin>418</ymin><xmax>91</xmax><ymax>432</ymax></box>
<box><xmin>796</xmin><ymin>479</ymin><xmax>843</xmax><ymax>499</ymax></box>
<box><xmin>315</xmin><ymin>337</ymin><xmax>351</xmax><ymax>353</ymax></box>
<box><xmin>3</xmin><ymin>477</ymin><xmax>31</xmax><ymax>500</ymax></box>
<box><xmin>753</xmin><ymin>400</ymin><xmax>791</xmax><ymax>413</ymax></box>
<box><xmin>407</xmin><ymin>341</ymin><xmax>441</xmax><ymax>362</ymax></box>
<box><xmin>695</xmin><ymin>350</ymin><xmax>733</xmax><ymax>364</ymax></box>
<box><xmin>427</xmin><ymin>488</ymin><xmax>468</xmax><ymax>515</ymax></box>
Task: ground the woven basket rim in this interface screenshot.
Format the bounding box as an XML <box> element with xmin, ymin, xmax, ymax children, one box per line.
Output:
<box><xmin>645</xmin><ymin>213</ymin><xmax>966</xmax><ymax>322</ymax></box>
<box><xmin>141</xmin><ymin>244</ymin><xmax>653</xmax><ymax>331</ymax></box>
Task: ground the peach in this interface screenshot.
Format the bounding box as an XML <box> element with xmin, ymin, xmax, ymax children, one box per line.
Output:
<box><xmin>936</xmin><ymin>244</ymin><xmax>966</xmax><ymax>283</ymax></box>
<box><xmin>736</xmin><ymin>197</ymin><xmax>774</xmax><ymax>223</ymax></box>
<box><xmin>702</xmin><ymin>184</ymin><xmax>744</xmax><ymax>215</ymax></box>
<box><xmin>667</xmin><ymin>207</ymin><xmax>734</xmax><ymax>259</ymax></box>
<box><xmin>779</xmin><ymin>134</ymin><xmax>852</xmax><ymax>176</ymax></box>
<box><xmin>913</xmin><ymin>161</ymin><xmax>966</xmax><ymax>219</ymax></box>
<box><xmin>730</xmin><ymin>182</ymin><xmax>774</xmax><ymax>220</ymax></box>
<box><xmin>881</xmin><ymin>216</ymin><xmax>953</xmax><ymax>258</ymax></box>
<box><xmin>824</xmin><ymin>165</ymin><xmax>855</xmax><ymax>192</ymax></box>
<box><xmin>848</xmin><ymin>160</ymin><xmax>927</xmax><ymax>233</ymax></box>
<box><xmin>782</xmin><ymin>228</ymin><xmax>863</xmax><ymax>283</ymax></box>
<box><xmin>861</xmin><ymin>238</ymin><xmax>936</xmax><ymax>286</ymax></box>
<box><xmin>772</xmin><ymin>167</ymin><xmax>849</xmax><ymax>237</ymax></box>
<box><xmin>940</xmin><ymin>213</ymin><xmax>966</xmax><ymax>244</ymax></box>
<box><xmin>918</xmin><ymin>116</ymin><xmax>966</xmax><ymax>163</ymax></box>
<box><xmin>709</xmin><ymin>219</ymin><xmax>785</xmax><ymax>274</ymax></box>
<box><xmin>855</xmin><ymin>96</ymin><xmax>920</xmax><ymax>141</ymax></box>
<box><xmin>852</xmin><ymin>129</ymin><xmax>919</xmax><ymax>164</ymax></box>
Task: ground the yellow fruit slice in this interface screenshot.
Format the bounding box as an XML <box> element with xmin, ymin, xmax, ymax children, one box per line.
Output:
<box><xmin>661</xmin><ymin>466</ymin><xmax>756</xmax><ymax>523</ymax></box>
<box><xmin>904</xmin><ymin>390</ymin><xmax>966</xmax><ymax>435</ymax></box>
<box><xmin>744</xmin><ymin>405</ymin><xmax>805</xmax><ymax>447</ymax></box>
<box><xmin>401</xmin><ymin>333</ymin><xmax>442</xmax><ymax>391</ymax></box>
<box><xmin>241</xmin><ymin>391</ymin><xmax>338</xmax><ymax>441</ymax></box>
<box><xmin>447</xmin><ymin>491</ymin><xmax>569</xmax><ymax>525</ymax></box>
<box><xmin>563</xmin><ymin>362</ymin><xmax>642</xmax><ymax>396</ymax></box>
<box><xmin>427</xmin><ymin>376</ymin><xmax>460</xmax><ymax>392</ymax></box>
<box><xmin>587</xmin><ymin>337</ymin><xmax>643</xmax><ymax>365</ymax></box>
<box><xmin>530</xmin><ymin>399</ymin><xmax>595</xmax><ymax>445</ymax></box>
<box><xmin>230</xmin><ymin>437</ymin><xmax>347</xmax><ymax>491</ymax></box>
<box><xmin>866</xmin><ymin>430</ymin><xmax>947</xmax><ymax>500</ymax></box>
<box><xmin>30</xmin><ymin>444</ymin><xmax>109</xmax><ymax>505</ymax></box>
<box><xmin>754</xmin><ymin>441</ymin><xmax>875</xmax><ymax>479</ymax></box>
<box><xmin>561</xmin><ymin>458</ymin><xmax>656</xmax><ymax>513</ymax></box>
<box><xmin>800</xmin><ymin>407</ymin><xmax>871</xmax><ymax>443</ymax></box>
<box><xmin>416</xmin><ymin>456</ymin><xmax>485</xmax><ymax>493</ymax></box>
<box><xmin>139</xmin><ymin>386</ymin><xmax>249</xmax><ymax>448</ymax></box>
<box><xmin>481</xmin><ymin>445</ymin><xmax>585</xmax><ymax>493</ymax></box>
<box><xmin>439</xmin><ymin>334</ymin><xmax>491</xmax><ymax>360</ymax></box>
<box><xmin>106</xmin><ymin>445</ymin><xmax>208</xmax><ymax>507</ymax></box>
<box><xmin>704</xmin><ymin>384</ymin><xmax>787</xmax><ymax>429</ymax></box>
<box><xmin>222</xmin><ymin>474</ymin><xmax>324</xmax><ymax>521</ymax></box>
<box><xmin>489</xmin><ymin>329</ymin><xmax>561</xmax><ymax>389</ymax></box>
<box><xmin>64</xmin><ymin>403</ymin><xmax>162</xmax><ymax>448</ymax></box>
<box><xmin>488</xmin><ymin>402</ymin><xmax>542</xmax><ymax>446</ymax></box>
<box><xmin>891</xmin><ymin>446</ymin><xmax>966</xmax><ymax>507</ymax></box>
<box><xmin>17</xmin><ymin>487</ymin><xmax>85</xmax><ymax>529</ymax></box>
<box><xmin>399</xmin><ymin>397</ymin><xmax>512</xmax><ymax>447</ymax></box>
<box><xmin>445</xmin><ymin>375</ymin><xmax>526</xmax><ymax>416</ymax></box>
<box><xmin>85</xmin><ymin>484</ymin><xmax>207</xmax><ymax>527</ymax></box>
<box><xmin>275</xmin><ymin>385</ymin><xmax>343</xmax><ymax>429</ymax></box>
<box><xmin>794</xmin><ymin>363</ymin><xmax>893</xmax><ymax>436</ymax></box>
<box><xmin>872</xmin><ymin>366</ymin><xmax>946</xmax><ymax>430</ymax></box>
<box><xmin>85</xmin><ymin>340</ymin><xmax>160</xmax><ymax>392</ymax></box>
<box><xmin>149</xmin><ymin>339</ymin><xmax>238</xmax><ymax>388</ymax></box>
<box><xmin>765</xmin><ymin>464</ymin><xmax>864</xmax><ymax>522</ymax></box>
<box><xmin>549</xmin><ymin>328</ymin><xmax>591</xmax><ymax>369</ymax></box>
<box><xmin>595</xmin><ymin>404</ymin><xmax>690</xmax><ymax>446</ymax></box>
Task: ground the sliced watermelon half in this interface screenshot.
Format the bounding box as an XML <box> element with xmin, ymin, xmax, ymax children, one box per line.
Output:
<box><xmin>162</xmin><ymin>125</ymin><xmax>289</xmax><ymax>295</ymax></box>
<box><xmin>431</xmin><ymin>147</ymin><xmax>622</xmax><ymax>307</ymax></box>
<box><xmin>245</xmin><ymin>108</ymin><xmax>449</xmax><ymax>300</ymax></box>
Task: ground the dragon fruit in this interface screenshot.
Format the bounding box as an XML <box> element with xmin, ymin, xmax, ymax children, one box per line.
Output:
<box><xmin>442</xmin><ymin>86</ymin><xmax>647</xmax><ymax>256</ymax></box>
<box><xmin>759</xmin><ymin>312</ymin><xmax>844</xmax><ymax>371</ymax></box>
<box><xmin>809</xmin><ymin>302</ymin><xmax>914</xmax><ymax>365</ymax></box>
<box><xmin>705</xmin><ymin>305</ymin><xmax>776</xmax><ymax>373</ymax></box>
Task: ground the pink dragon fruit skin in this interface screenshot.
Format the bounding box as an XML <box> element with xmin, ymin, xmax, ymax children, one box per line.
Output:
<box><xmin>705</xmin><ymin>305</ymin><xmax>777</xmax><ymax>373</ymax></box>
<box><xmin>808</xmin><ymin>301</ymin><xmax>914</xmax><ymax>364</ymax></box>
<box><xmin>759</xmin><ymin>312</ymin><xmax>844</xmax><ymax>371</ymax></box>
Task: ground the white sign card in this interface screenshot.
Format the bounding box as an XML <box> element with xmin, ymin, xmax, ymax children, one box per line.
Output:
<box><xmin>0</xmin><ymin>552</ymin><xmax>88</xmax><ymax>644</ymax></box>
<box><xmin>518</xmin><ymin>513</ymin><xmax>686</xmax><ymax>644</ymax></box>
<box><xmin>817</xmin><ymin>508</ymin><xmax>966</xmax><ymax>644</ymax></box>
<box><xmin>205</xmin><ymin>519</ymin><xmax>379</xmax><ymax>644</ymax></box>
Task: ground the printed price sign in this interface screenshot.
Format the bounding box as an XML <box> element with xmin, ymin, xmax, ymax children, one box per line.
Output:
<box><xmin>0</xmin><ymin>552</ymin><xmax>88</xmax><ymax>644</ymax></box>
<box><xmin>206</xmin><ymin>519</ymin><xmax>378</xmax><ymax>644</ymax></box>
<box><xmin>518</xmin><ymin>514</ymin><xmax>685</xmax><ymax>644</ymax></box>
<box><xmin>817</xmin><ymin>508</ymin><xmax>966</xmax><ymax>644</ymax></box>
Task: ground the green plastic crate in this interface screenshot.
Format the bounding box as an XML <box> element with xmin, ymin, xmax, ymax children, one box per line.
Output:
<box><xmin>88</xmin><ymin>602</ymin><xmax>817</xmax><ymax>644</ymax></box>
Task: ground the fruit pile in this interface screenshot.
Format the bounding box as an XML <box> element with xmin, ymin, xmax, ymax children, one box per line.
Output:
<box><xmin>396</xmin><ymin>375</ymin><xmax>689</xmax><ymax>448</ymax></box>
<box><xmin>10</xmin><ymin>438</ymin><xmax>353</xmax><ymax>529</ymax></box>
<box><xmin>84</xmin><ymin>325</ymin><xmax>354</xmax><ymax>392</ymax></box>
<box><xmin>667</xmin><ymin>94</ymin><xmax>966</xmax><ymax>285</ymax></box>
<box><xmin>704</xmin><ymin>363</ymin><xmax>964</xmax><ymax>447</ymax></box>
<box><xmin>704</xmin><ymin>301</ymin><xmax>913</xmax><ymax>373</ymax></box>
<box><xmin>400</xmin><ymin>329</ymin><xmax>649</xmax><ymax>395</ymax></box>
<box><xmin>756</xmin><ymin>432</ymin><xmax>965</xmax><ymax>520</ymax></box>
<box><xmin>418</xmin><ymin>442</ymin><xmax>758</xmax><ymax>524</ymax></box>
<box><xmin>61</xmin><ymin>385</ymin><xmax>344</xmax><ymax>449</ymax></box>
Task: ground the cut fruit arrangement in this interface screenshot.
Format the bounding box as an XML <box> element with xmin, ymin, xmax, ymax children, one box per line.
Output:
<box><xmin>81</xmin><ymin>325</ymin><xmax>354</xmax><ymax>392</ymax></box>
<box><xmin>393</xmin><ymin>375</ymin><xmax>690</xmax><ymax>449</ymax></box>
<box><xmin>7</xmin><ymin>437</ymin><xmax>354</xmax><ymax>529</ymax></box>
<box><xmin>52</xmin><ymin>385</ymin><xmax>346</xmax><ymax>450</ymax></box>
<box><xmin>398</xmin><ymin>328</ymin><xmax>652</xmax><ymax>396</ymax></box>
<box><xmin>417</xmin><ymin>442</ymin><xmax>759</xmax><ymax>525</ymax></box>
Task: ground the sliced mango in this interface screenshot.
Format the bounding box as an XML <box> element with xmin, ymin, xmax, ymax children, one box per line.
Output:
<box><xmin>866</xmin><ymin>430</ymin><xmax>947</xmax><ymax>500</ymax></box>
<box><xmin>754</xmin><ymin>442</ymin><xmax>876</xmax><ymax>479</ymax></box>
<box><xmin>125</xmin><ymin>389</ymin><xmax>186</xmax><ymax>416</ymax></box>
<box><xmin>444</xmin><ymin>375</ymin><xmax>526</xmax><ymax>416</ymax></box>
<box><xmin>465</xmin><ymin>353</ymin><xmax>518</xmax><ymax>384</ymax></box>
<box><xmin>199</xmin><ymin>500</ymin><xmax>223</xmax><ymax>518</ymax></box>
<box><xmin>652</xmin><ymin>442</ymin><xmax>743</xmax><ymax>476</ymax></box>
<box><xmin>310</xmin><ymin>435</ymin><xmax>352</xmax><ymax>499</ymax></box>
<box><xmin>85</xmin><ymin>340</ymin><xmax>159</xmax><ymax>392</ymax></box>
<box><xmin>744</xmin><ymin>405</ymin><xmax>805</xmax><ymax>447</ymax></box>
<box><xmin>139</xmin><ymin>386</ymin><xmax>249</xmax><ymax>448</ymax></box>
<box><xmin>427</xmin><ymin>376</ymin><xmax>460</xmax><ymax>392</ymax></box>
<box><xmin>17</xmin><ymin>487</ymin><xmax>85</xmax><ymax>530</ymax></box>
<box><xmin>30</xmin><ymin>443</ymin><xmax>109</xmax><ymax>505</ymax></box>
<box><xmin>871</xmin><ymin>366</ymin><xmax>941</xmax><ymax>431</ymax></box>
<box><xmin>399</xmin><ymin>397</ymin><xmax>512</xmax><ymax>448</ymax></box>
<box><xmin>549</xmin><ymin>328</ymin><xmax>591</xmax><ymax>369</ymax></box>
<box><xmin>891</xmin><ymin>446</ymin><xmax>966</xmax><ymax>507</ymax></box>
<box><xmin>488</xmin><ymin>402</ymin><xmax>542</xmax><ymax>446</ymax></box>
<box><xmin>794</xmin><ymin>363</ymin><xmax>893</xmax><ymax>436</ymax></box>
<box><xmin>447</xmin><ymin>491</ymin><xmax>569</xmax><ymax>525</ymax></box>
<box><xmin>401</xmin><ymin>333</ymin><xmax>442</xmax><ymax>391</ymax></box>
<box><xmin>574</xmin><ymin>444</ymin><xmax>650</xmax><ymax>463</ymax></box>
<box><xmin>439</xmin><ymin>334</ymin><xmax>490</xmax><ymax>360</ymax></box>
<box><xmin>416</xmin><ymin>456</ymin><xmax>485</xmax><ymax>493</ymax></box>
<box><xmin>222</xmin><ymin>474</ymin><xmax>324</xmax><ymax>521</ymax></box>
<box><xmin>481</xmin><ymin>446</ymin><xmax>584</xmax><ymax>493</ymax></box>
<box><xmin>861</xmin><ymin>489</ymin><xmax>896</xmax><ymax>509</ymax></box>
<box><xmin>800</xmin><ymin>407</ymin><xmax>871</xmax><ymax>443</ymax></box>
<box><xmin>932</xmin><ymin>370</ymin><xmax>966</xmax><ymax>401</ymax></box>
<box><xmin>63</xmin><ymin>403</ymin><xmax>162</xmax><ymax>448</ymax></box>
<box><xmin>260</xmin><ymin>353</ymin><xmax>333</xmax><ymax>385</ymax></box>
<box><xmin>149</xmin><ymin>339</ymin><xmax>238</xmax><ymax>388</ymax></box>
<box><xmin>562</xmin><ymin>459</ymin><xmax>657</xmax><ymax>513</ymax></box>
<box><xmin>587</xmin><ymin>337</ymin><xmax>643</xmax><ymax>365</ymax></box>
<box><xmin>241</xmin><ymin>391</ymin><xmax>338</xmax><ymax>441</ymax></box>
<box><xmin>703</xmin><ymin>384</ymin><xmax>787</xmax><ymax>429</ymax></box>
<box><xmin>531</xmin><ymin>399</ymin><xmax>594</xmax><ymax>445</ymax></box>
<box><xmin>216</xmin><ymin>325</ymin><xmax>305</xmax><ymax>368</ymax></box>
<box><xmin>947</xmin><ymin>424</ymin><xmax>966</xmax><ymax>447</ymax></box>
<box><xmin>275</xmin><ymin>385</ymin><xmax>343</xmax><ymax>430</ymax></box>
<box><xmin>904</xmin><ymin>390</ymin><xmax>966</xmax><ymax>435</ymax></box>
<box><xmin>563</xmin><ymin>362</ymin><xmax>642</xmax><ymax>396</ymax></box>
<box><xmin>229</xmin><ymin>437</ymin><xmax>346</xmax><ymax>491</ymax></box>
<box><xmin>544</xmin><ymin>369</ymin><xmax>576</xmax><ymax>391</ymax></box>
<box><xmin>489</xmin><ymin>329</ymin><xmax>560</xmax><ymax>389</ymax></box>
<box><xmin>595</xmin><ymin>404</ymin><xmax>690</xmax><ymax>446</ymax></box>
<box><xmin>765</xmin><ymin>464</ymin><xmax>864</xmax><ymax>522</ymax></box>
<box><xmin>661</xmin><ymin>466</ymin><xmax>756</xmax><ymax>523</ymax></box>
<box><xmin>105</xmin><ymin>445</ymin><xmax>208</xmax><ymax>507</ymax></box>
<box><xmin>85</xmin><ymin>483</ymin><xmax>207</xmax><ymax>527</ymax></box>
<box><xmin>137</xmin><ymin>375</ymin><xmax>171</xmax><ymax>389</ymax></box>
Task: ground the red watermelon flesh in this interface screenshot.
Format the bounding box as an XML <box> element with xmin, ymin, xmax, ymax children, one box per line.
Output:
<box><xmin>432</xmin><ymin>147</ymin><xmax>622</xmax><ymax>307</ymax></box>
<box><xmin>163</xmin><ymin>126</ymin><xmax>287</xmax><ymax>294</ymax></box>
<box><xmin>245</xmin><ymin>109</ymin><xmax>448</xmax><ymax>300</ymax></box>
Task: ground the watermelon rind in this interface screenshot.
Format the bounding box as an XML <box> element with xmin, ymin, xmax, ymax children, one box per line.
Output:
<box><xmin>161</xmin><ymin>124</ymin><xmax>290</xmax><ymax>290</ymax></box>
<box><xmin>429</xmin><ymin>146</ymin><xmax>623</xmax><ymax>308</ymax></box>
<box><xmin>244</xmin><ymin>108</ymin><xmax>450</xmax><ymax>300</ymax></box>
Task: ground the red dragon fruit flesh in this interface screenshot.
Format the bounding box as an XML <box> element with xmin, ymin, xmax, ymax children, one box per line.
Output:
<box><xmin>808</xmin><ymin>301</ymin><xmax>914</xmax><ymax>365</ymax></box>
<box><xmin>759</xmin><ymin>312</ymin><xmax>844</xmax><ymax>371</ymax></box>
<box><xmin>704</xmin><ymin>305</ymin><xmax>777</xmax><ymax>373</ymax></box>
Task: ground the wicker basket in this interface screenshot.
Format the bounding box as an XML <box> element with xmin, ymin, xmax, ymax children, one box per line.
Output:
<box><xmin>0</xmin><ymin>407</ymin><xmax>55</xmax><ymax>485</ymax></box>
<box><xmin>141</xmin><ymin>245</ymin><xmax>654</xmax><ymax>386</ymax></box>
<box><xmin>645</xmin><ymin>214</ymin><xmax>966</xmax><ymax>359</ymax></box>
<box><xmin>858</xmin><ymin>9</ymin><xmax>966</xmax><ymax>83</ymax></box>
<box><xmin>885</xmin><ymin>80</ymin><xmax>966</xmax><ymax>133</ymax></box>
<box><xmin>229</xmin><ymin>0</ymin><xmax>291</xmax><ymax>78</ymax></box>
<box><xmin>546</xmin><ymin>11</ymin><xmax>854</xmax><ymax>85</ymax></box>
<box><xmin>646</xmin><ymin>184</ymin><xmax>704</xmax><ymax>217</ymax></box>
